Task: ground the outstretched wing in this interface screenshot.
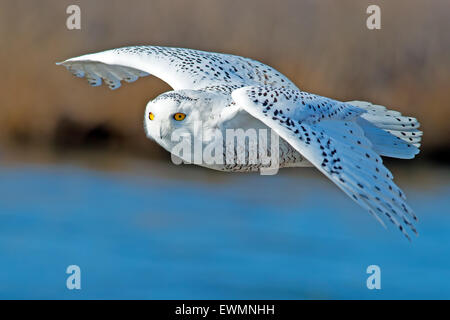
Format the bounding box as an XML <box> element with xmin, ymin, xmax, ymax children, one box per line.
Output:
<box><xmin>232</xmin><ymin>86</ymin><xmax>418</xmax><ymax>240</ymax></box>
<box><xmin>57</xmin><ymin>46</ymin><xmax>298</xmax><ymax>91</ymax></box>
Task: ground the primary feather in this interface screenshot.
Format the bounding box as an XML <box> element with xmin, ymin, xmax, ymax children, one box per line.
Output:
<box><xmin>57</xmin><ymin>46</ymin><xmax>298</xmax><ymax>91</ymax></box>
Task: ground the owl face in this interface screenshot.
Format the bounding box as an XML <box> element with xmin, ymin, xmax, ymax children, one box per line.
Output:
<box><xmin>144</xmin><ymin>91</ymin><xmax>204</xmax><ymax>151</ymax></box>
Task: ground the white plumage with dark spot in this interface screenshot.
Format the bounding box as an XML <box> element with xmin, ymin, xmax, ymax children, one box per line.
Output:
<box><xmin>57</xmin><ymin>45</ymin><xmax>422</xmax><ymax>240</ymax></box>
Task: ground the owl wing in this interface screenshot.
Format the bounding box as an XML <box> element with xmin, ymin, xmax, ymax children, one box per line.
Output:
<box><xmin>232</xmin><ymin>86</ymin><xmax>418</xmax><ymax>240</ymax></box>
<box><xmin>57</xmin><ymin>46</ymin><xmax>298</xmax><ymax>91</ymax></box>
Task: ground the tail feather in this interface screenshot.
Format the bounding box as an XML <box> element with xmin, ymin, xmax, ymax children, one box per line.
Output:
<box><xmin>347</xmin><ymin>101</ymin><xmax>422</xmax><ymax>159</ymax></box>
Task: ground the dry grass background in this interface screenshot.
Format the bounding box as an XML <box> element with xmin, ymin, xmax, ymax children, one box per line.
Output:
<box><xmin>0</xmin><ymin>0</ymin><xmax>449</xmax><ymax>161</ymax></box>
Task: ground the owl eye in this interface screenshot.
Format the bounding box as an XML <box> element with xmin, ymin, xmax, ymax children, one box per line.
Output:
<box><xmin>149</xmin><ymin>112</ymin><xmax>155</xmax><ymax>121</ymax></box>
<box><xmin>173</xmin><ymin>113</ymin><xmax>186</xmax><ymax>121</ymax></box>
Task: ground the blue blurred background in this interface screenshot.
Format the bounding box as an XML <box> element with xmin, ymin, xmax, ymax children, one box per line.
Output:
<box><xmin>0</xmin><ymin>0</ymin><xmax>449</xmax><ymax>299</ymax></box>
<box><xmin>0</xmin><ymin>152</ymin><xmax>449</xmax><ymax>299</ymax></box>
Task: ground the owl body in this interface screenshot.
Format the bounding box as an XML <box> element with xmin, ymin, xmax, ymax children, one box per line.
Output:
<box><xmin>146</xmin><ymin>89</ymin><xmax>309</xmax><ymax>172</ymax></box>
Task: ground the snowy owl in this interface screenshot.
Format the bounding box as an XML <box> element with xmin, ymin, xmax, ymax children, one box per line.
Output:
<box><xmin>57</xmin><ymin>46</ymin><xmax>422</xmax><ymax>239</ymax></box>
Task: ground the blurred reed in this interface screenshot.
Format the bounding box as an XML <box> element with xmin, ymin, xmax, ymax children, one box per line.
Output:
<box><xmin>0</xmin><ymin>0</ymin><xmax>448</xmax><ymax>162</ymax></box>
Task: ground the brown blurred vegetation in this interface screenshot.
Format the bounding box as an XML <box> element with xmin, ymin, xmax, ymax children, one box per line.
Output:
<box><xmin>0</xmin><ymin>0</ymin><xmax>449</xmax><ymax>162</ymax></box>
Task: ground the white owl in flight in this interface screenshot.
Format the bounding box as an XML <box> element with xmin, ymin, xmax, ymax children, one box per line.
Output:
<box><xmin>57</xmin><ymin>46</ymin><xmax>422</xmax><ymax>240</ymax></box>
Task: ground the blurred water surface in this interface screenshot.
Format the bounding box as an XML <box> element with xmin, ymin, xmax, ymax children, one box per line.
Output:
<box><xmin>0</xmin><ymin>153</ymin><xmax>449</xmax><ymax>299</ymax></box>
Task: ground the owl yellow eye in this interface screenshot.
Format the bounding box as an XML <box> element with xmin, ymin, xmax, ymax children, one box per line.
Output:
<box><xmin>149</xmin><ymin>112</ymin><xmax>154</xmax><ymax>121</ymax></box>
<box><xmin>173</xmin><ymin>113</ymin><xmax>186</xmax><ymax>121</ymax></box>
